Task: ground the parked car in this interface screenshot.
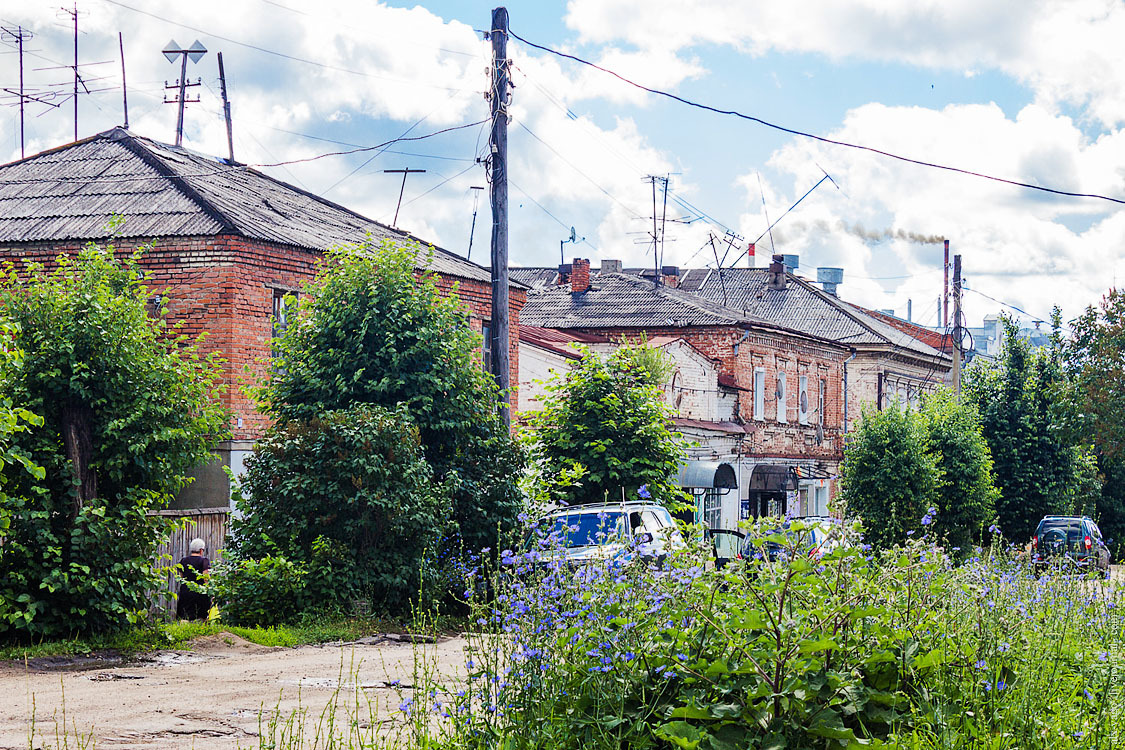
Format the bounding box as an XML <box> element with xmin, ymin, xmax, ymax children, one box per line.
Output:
<box><xmin>708</xmin><ymin>517</ymin><xmax>846</xmax><ymax>567</ymax></box>
<box><xmin>1031</xmin><ymin>515</ymin><xmax>1111</xmax><ymax>573</ymax></box>
<box><xmin>529</xmin><ymin>502</ymin><xmax>685</xmax><ymax>569</ymax></box>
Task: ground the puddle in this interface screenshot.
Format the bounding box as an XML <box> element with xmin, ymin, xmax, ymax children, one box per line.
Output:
<box><xmin>22</xmin><ymin>653</ymin><xmax>127</xmax><ymax>672</ymax></box>
<box><xmin>135</xmin><ymin>650</ymin><xmax>218</xmax><ymax>666</ymax></box>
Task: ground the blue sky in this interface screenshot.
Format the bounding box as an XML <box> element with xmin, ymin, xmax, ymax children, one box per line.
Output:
<box><xmin>3</xmin><ymin>0</ymin><xmax>1124</xmax><ymax>330</ymax></box>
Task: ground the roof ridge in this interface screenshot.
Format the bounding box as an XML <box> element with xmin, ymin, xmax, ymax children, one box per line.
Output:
<box><xmin>109</xmin><ymin>130</ymin><xmax>237</xmax><ymax>234</ymax></box>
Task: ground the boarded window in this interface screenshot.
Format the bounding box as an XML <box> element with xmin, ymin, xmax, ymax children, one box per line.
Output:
<box><xmin>753</xmin><ymin>368</ymin><xmax>766</xmax><ymax>420</ymax></box>
<box><xmin>798</xmin><ymin>375</ymin><xmax>809</xmax><ymax>424</ymax></box>
<box><xmin>776</xmin><ymin>373</ymin><xmax>787</xmax><ymax>423</ymax></box>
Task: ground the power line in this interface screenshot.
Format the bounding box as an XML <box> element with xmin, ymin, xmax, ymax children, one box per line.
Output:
<box><xmin>0</xmin><ymin>120</ymin><xmax>488</xmax><ymax>182</ymax></box>
<box><xmin>101</xmin><ymin>0</ymin><xmax>482</xmax><ymax>91</ymax></box>
<box><xmin>509</xmin><ymin>28</ymin><xmax>1125</xmax><ymax>207</ymax></box>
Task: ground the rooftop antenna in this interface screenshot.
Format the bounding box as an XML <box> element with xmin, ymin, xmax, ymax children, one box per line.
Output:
<box><xmin>57</xmin><ymin>2</ymin><xmax>88</xmax><ymax>142</ymax></box>
<box><xmin>0</xmin><ymin>25</ymin><xmax>34</xmax><ymax>157</ymax></box>
<box><xmin>384</xmin><ymin>168</ymin><xmax>426</xmax><ymax>228</ymax></box>
<box><xmin>162</xmin><ymin>39</ymin><xmax>207</xmax><ymax>147</ymax></box>
<box><xmin>118</xmin><ymin>32</ymin><xmax>127</xmax><ymax>129</ymax></box>
<box><xmin>559</xmin><ymin>225</ymin><xmax>577</xmax><ymax>265</ymax></box>
<box><xmin>217</xmin><ymin>51</ymin><xmax>235</xmax><ymax>162</ymax></box>
<box><xmin>466</xmin><ymin>185</ymin><xmax>485</xmax><ymax>261</ymax></box>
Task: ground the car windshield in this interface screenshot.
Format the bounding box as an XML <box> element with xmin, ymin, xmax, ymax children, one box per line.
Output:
<box><xmin>548</xmin><ymin>512</ymin><xmax>626</xmax><ymax>548</ymax></box>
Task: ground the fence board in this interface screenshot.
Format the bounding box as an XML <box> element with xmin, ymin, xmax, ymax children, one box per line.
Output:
<box><xmin>149</xmin><ymin>507</ymin><xmax>230</xmax><ymax>618</ymax></box>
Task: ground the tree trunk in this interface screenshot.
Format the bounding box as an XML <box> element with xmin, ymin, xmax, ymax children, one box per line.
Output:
<box><xmin>62</xmin><ymin>403</ymin><xmax>96</xmax><ymax>517</ymax></box>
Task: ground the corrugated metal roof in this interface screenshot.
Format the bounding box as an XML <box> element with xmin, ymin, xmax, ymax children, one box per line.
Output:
<box><xmin>675</xmin><ymin>267</ymin><xmax>946</xmax><ymax>359</ymax></box>
<box><xmin>0</xmin><ymin>128</ymin><xmax>518</xmax><ymax>288</ymax></box>
<box><xmin>521</xmin><ymin>272</ymin><xmax>765</xmax><ymax>329</ymax></box>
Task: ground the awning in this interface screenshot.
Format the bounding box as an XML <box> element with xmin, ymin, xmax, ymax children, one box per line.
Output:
<box><xmin>747</xmin><ymin>464</ymin><xmax>799</xmax><ymax>493</ymax></box>
<box><xmin>677</xmin><ymin>460</ymin><xmax>738</xmax><ymax>490</ymax></box>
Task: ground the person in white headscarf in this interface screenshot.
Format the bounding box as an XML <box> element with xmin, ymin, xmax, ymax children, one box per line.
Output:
<box><xmin>175</xmin><ymin>537</ymin><xmax>212</xmax><ymax>620</ymax></box>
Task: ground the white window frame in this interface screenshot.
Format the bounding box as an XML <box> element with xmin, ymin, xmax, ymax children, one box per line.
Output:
<box><xmin>798</xmin><ymin>374</ymin><xmax>809</xmax><ymax>425</ymax></box>
<box><xmin>776</xmin><ymin>372</ymin><xmax>788</xmax><ymax>423</ymax></box>
<box><xmin>753</xmin><ymin>368</ymin><xmax>766</xmax><ymax>420</ymax></box>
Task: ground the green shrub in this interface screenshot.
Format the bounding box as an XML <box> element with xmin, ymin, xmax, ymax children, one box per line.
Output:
<box><xmin>0</xmin><ymin>244</ymin><xmax>227</xmax><ymax>640</ymax></box>
<box><xmin>230</xmin><ymin>403</ymin><xmax>449</xmax><ymax>614</ymax></box>
<box><xmin>203</xmin><ymin>555</ymin><xmax>306</xmax><ymax>627</ymax></box>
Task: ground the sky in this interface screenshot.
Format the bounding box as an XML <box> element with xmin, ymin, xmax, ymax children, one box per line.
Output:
<box><xmin>2</xmin><ymin>0</ymin><xmax>1124</xmax><ymax>331</ymax></box>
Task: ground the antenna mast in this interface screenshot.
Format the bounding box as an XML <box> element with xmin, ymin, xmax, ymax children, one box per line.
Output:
<box><xmin>0</xmin><ymin>26</ymin><xmax>33</xmax><ymax>157</ymax></box>
<box><xmin>162</xmin><ymin>39</ymin><xmax>207</xmax><ymax>147</ymax></box>
<box><xmin>217</xmin><ymin>52</ymin><xmax>235</xmax><ymax>162</ymax></box>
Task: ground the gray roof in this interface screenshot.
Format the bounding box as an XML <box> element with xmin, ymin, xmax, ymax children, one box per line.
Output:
<box><xmin>521</xmin><ymin>272</ymin><xmax>772</xmax><ymax>330</ymax></box>
<box><xmin>0</xmin><ymin>128</ymin><xmax>514</xmax><ymax>287</ymax></box>
<box><xmin>678</xmin><ymin>267</ymin><xmax>946</xmax><ymax>359</ymax></box>
<box><xmin>510</xmin><ymin>267</ymin><xmax>560</xmax><ymax>289</ymax></box>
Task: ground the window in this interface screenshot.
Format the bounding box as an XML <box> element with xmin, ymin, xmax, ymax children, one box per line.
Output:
<box><xmin>703</xmin><ymin>490</ymin><xmax>722</xmax><ymax>530</ymax></box>
<box><xmin>776</xmin><ymin>372</ymin><xmax>787</xmax><ymax>423</ymax></box>
<box><xmin>753</xmin><ymin>368</ymin><xmax>766</xmax><ymax>420</ymax></box>
<box><xmin>798</xmin><ymin>375</ymin><xmax>809</xmax><ymax>424</ymax></box>
<box><xmin>481</xmin><ymin>323</ymin><xmax>493</xmax><ymax>373</ymax></box>
<box><xmin>272</xmin><ymin>288</ymin><xmax>296</xmax><ymax>341</ymax></box>
<box><xmin>818</xmin><ymin>378</ymin><xmax>827</xmax><ymax>425</ymax></box>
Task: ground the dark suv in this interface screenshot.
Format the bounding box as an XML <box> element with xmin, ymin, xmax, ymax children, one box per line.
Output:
<box><xmin>1031</xmin><ymin>516</ymin><xmax>1111</xmax><ymax>573</ymax></box>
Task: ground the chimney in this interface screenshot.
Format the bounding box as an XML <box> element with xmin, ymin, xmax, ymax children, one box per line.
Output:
<box><xmin>556</xmin><ymin>262</ymin><xmax>572</xmax><ymax>285</ymax></box>
<box><xmin>570</xmin><ymin>258</ymin><xmax>590</xmax><ymax>294</ymax></box>
<box><xmin>661</xmin><ymin>264</ymin><xmax>680</xmax><ymax>288</ymax></box>
<box><xmin>601</xmin><ymin>259</ymin><xmax>622</xmax><ymax>274</ymax></box>
<box><xmin>782</xmin><ymin>254</ymin><xmax>799</xmax><ymax>273</ymax></box>
<box><xmin>767</xmin><ymin>254</ymin><xmax>787</xmax><ymax>291</ymax></box>
<box><xmin>816</xmin><ymin>267</ymin><xmax>843</xmax><ymax>296</ymax></box>
<box><xmin>747</xmin><ymin>241</ymin><xmax>755</xmax><ymax>267</ymax></box>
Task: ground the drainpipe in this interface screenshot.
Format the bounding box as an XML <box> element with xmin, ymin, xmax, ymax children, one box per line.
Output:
<box><xmin>842</xmin><ymin>348</ymin><xmax>857</xmax><ymax>435</ymax></box>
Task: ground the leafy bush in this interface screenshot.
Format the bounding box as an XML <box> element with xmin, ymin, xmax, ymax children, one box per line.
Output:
<box><xmin>840</xmin><ymin>402</ymin><xmax>938</xmax><ymax>550</ymax></box>
<box><xmin>385</xmin><ymin>520</ymin><xmax>1125</xmax><ymax>750</ymax></box>
<box><xmin>524</xmin><ymin>343</ymin><xmax>688</xmax><ymax>508</ymax></box>
<box><xmin>261</xmin><ymin>239</ymin><xmax>524</xmax><ymax>557</ymax></box>
<box><xmin>202</xmin><ymin>555</ymin><xmax>306</xmax><ymax>627</ymax></box>
<box><xmin>0</xmin><ymin>244</ymin><xmax>228</xmax><ymax>640</ymax></box>
<box><xmin>230</xmin><ymin>403</ymin><xmax>448</xmax><ymax>614</ymax></box>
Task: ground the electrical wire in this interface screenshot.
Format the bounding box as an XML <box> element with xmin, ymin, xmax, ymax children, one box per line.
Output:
<box><xmin>509</xmin><ymin>177</ymin><xmax>600</xmax><ymax>253</ymax></box>
<box><xmin>101</xmin><ymin>0</ymin><xmax>482</xmax><ymax>91</ymax></box>
<box><xmin>509</xmin><ymin>28</ymin><xmax>1125</xmax><ymax>207</ymax></box>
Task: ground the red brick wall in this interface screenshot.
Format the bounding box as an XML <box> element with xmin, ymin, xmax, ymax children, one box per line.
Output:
<box><xmin>568</xmin><ymin>324</ymin><xmax>847</xmax><ymax>463</ymax></box>
<box><xmin>0</xmin><ymin>235</ymin><xmax>525</xmax><ymax>440</ymax></box>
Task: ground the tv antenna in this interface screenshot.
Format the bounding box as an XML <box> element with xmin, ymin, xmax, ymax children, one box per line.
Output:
<box><xmin>162</xmin><ymin>39</ymin><xmax>207</xmax><ymax>146</ymax></box>
<box><xmin>466</xmin><ymin>185</ymin><xmax>484</xmax><ymax>261</ymax></box>
<box><xmin>384</xmin><ymin>168</ymin><xmax>426</xmax><ymax>228</ymax></box>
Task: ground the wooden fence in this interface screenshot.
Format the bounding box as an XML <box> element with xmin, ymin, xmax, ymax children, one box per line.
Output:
<box><xmin>148</xmin><ymin>507</ymin><xmax>230</xmax><ymax>618</ymax></box>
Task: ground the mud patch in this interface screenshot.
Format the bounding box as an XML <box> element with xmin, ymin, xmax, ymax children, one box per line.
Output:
<box><xmin>21</xmin><ymin>652</ymin><xmax>127</xmax><ymax>672</ymax></box>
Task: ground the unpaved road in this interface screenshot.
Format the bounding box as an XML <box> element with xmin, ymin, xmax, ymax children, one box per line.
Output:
<box><xmin>0</xmin><ymin>633</ymin><xmax>468</xmax><ymax>750</ymax></box>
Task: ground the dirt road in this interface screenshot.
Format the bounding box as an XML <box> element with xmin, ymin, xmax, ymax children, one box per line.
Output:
<box><xmin>0</xmin><ymin>633</ymin><xmax>467</xmax><ymax>750</ymax></box>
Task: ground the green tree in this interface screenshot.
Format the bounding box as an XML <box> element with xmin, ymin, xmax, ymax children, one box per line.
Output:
<box><xmin>262</xmin><ymin>240</ymin><xmax>523</xmax><ymax>555</ymax></box>
<box><xmin>918</xmin><ymin>390</ymin><xmax>998</xmax><ymax>553</ymax></box>
<box><xmin>1061</xmin><ymin>291</ymin><xmax>1125</xmax><ymax>556</ymax></box>
<box><xmin>524</xmin><ymin>343</ymin><xmax>688</xmax><ymax>507</ymax></box>
<box><xmin>0</xmin><ymin>323</ymin><xmax>44</xmax><ymax>544</ymax></box>
<box><xmin>839</xmin><ymin>403</ymin><xmax>938</xmax><ymax>551</ymax></box>
<box><xmin>0</xmin><ymin>244</ymin><xmax>228</xmax><ymax>639</ymax></box>
<box><xmin>230</xmin><ymin>404</ymin><xmax>447</xmax><ymax>614</ymax></box>
<box><xmin>964</xmin><ymin>315</ymin><xmax>1097</xmax><ymax>544</ymax></box>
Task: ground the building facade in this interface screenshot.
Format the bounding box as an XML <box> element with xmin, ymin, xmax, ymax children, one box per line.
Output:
<box><xmin>0</xmin><ymin>128</ymin><xmax>526</xmax><ymax>508</ymax></box>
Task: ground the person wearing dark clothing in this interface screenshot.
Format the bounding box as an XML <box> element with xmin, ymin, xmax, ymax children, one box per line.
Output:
<box><xmin>176</xmin><ymin>537</ymin><xmax>212</xmax><ymax>620</ymax></box>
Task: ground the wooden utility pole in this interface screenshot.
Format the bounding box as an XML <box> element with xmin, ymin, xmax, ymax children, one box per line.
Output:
<box><xmin>952</xmin><ymin>253</ymin><xmax>963</xmax><ymax>398</ymax></box>
<box><xmin>489</xmin><ymin>6</ymin><xmax>511</xmax><ymax>427</ymax></box>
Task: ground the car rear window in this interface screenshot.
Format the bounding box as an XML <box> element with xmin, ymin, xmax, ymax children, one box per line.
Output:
<box><xmin>1038</xmin><ymin>519</ymin><xmax>1083</xmax><ymax>544</ymax></box>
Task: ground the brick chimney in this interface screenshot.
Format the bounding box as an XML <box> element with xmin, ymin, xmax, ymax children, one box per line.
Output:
<box><xmin>571</xmin><ymin>258</ymin><xmax>590</xmax><ymax>294</ymax></box>
<box><xmin>767</xmin><ymin>254</ymin><xmax>787</xmax><ymax>291</ymax></box>
<box><xmin>661</xmin><ymin>265</ymin><xmax>680</xmax><ymax>288</ymax></box>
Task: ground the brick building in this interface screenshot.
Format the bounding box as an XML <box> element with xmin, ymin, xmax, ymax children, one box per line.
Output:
<box><xmin>517</xmin><ymin>259</ymin><xmax>848</xmax><ymax>526</ymax></box>
<box><xmin>674</xmin><ymin>262</ymin><xmax>951</xmax><ymax>430</ymax></box>
<box><xmin>0</xmin><ymin>128</ymin><xmax>526</xmax><ymax>508</ymax></box>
